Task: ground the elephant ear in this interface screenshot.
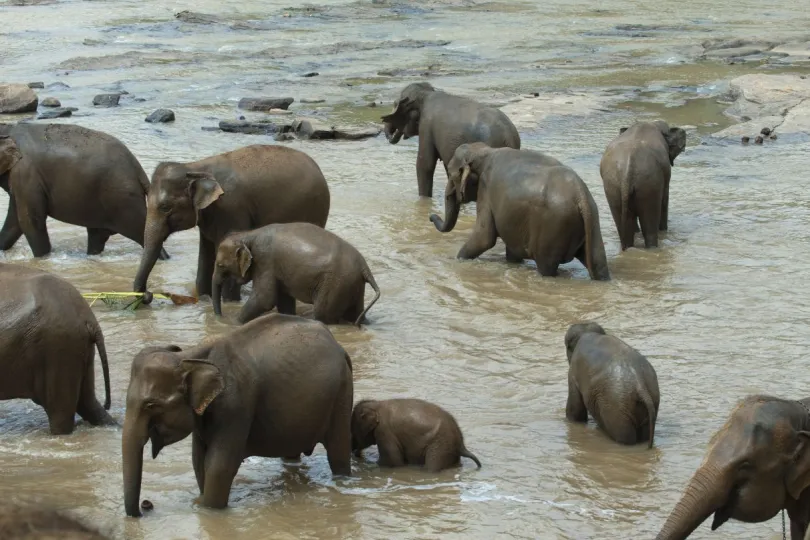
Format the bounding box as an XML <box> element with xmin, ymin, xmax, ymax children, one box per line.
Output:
<box><xmin>237</xmin><ymin>244</ymin><xmax>252</xmax><ymax>277</ymax></box>
<box><xmin>786</xmin><ymin>431</ymin><xmax>810</xmax><ymax>500</ymax></box>
<box><xmin>0</xmin><ymin>135</ymin><xmax>22</xmax><ymax>175</ymax></box>
<box><xmin>186</xmin><ymin>171</ymin><xmax>224</xmax><ymax>211</ymax></box>
<box><xmin>356</xmin><ymin>403</ymin><xmax>379</xmax><ymax>433</ymax></box>
<box><xmin>665</xmin><ymin>127</ymin><xmax>687</xmax><ymax>164</ymax></box>
<box><xmin>181</xmin><ymin>359</ymin><xmax>224</xmax><ymax>415</ymax></box>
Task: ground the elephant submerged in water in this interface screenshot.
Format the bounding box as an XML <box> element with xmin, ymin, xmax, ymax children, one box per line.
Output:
<box><xmin>382</xmin><ymin>82</ymin><xmax>520</xmax><ymax>198</ymax></box>
<box><xmin>430</xmin><ymin>143</ymin><xmax>611</xmax><ymax>280</ymax></box>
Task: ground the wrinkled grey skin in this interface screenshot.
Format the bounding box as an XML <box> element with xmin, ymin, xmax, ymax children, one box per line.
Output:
<box><xmin>132</xmin><ymin>144</ymin><xmax>330</xmax><ymax>304</ymax></box>
<box><xmin>351</xmin><ymin>398</ymin><xmax>481</xmax><ymax>472</ymax></box>
<box><xmin>212</xmin><ymin>222</ymin><xmax>380</xmax><ymax>326</ymax></box>
<box><xmin>0</xmin><ymin>123</ymin><xmax>169</xmax><ymax>260</ymax></box>
<box><xmin>0</xmin><ymin>263</ymin><xmax>113</xmax><ymax>434</ymax></box>
<box><xmin>565</xmin><ymin>322</ymin><xmax>659</xmax><ymax>447</ymax></box>
<box><xmin>382</xmin><ymin>82</ymin><xmax>520</xmax><ymax>198</ymax></box>
<box><xmin>599</xmin><ymin>120</ymin><xmax>687</xmax><ymax>250</ymax></box>
<box><xmin>430</xmin><ymin>143</ymin><xmax>611</xmax><ymax>280</ymax></box>
<box><xmin>122</xmin><ymin>313</ymin><xmax>353</xmax><ymax>517</ymax></box>
<box><xmin>657</xmin><ymin>395</ymin><xmax>810</xmax><ymax>540</ymax></box>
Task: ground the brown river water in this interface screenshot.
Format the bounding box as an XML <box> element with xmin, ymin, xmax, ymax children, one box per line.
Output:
<box><xmin>1</xmin><ymin>1</ymin><xmax>810</xmax><ymax>538</ymax></box>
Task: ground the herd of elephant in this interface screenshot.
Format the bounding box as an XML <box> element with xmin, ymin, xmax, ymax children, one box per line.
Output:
<box><xmin>0</xmin><ymin>82</ymin><xmax>805</xmax><ymax>540</ymax></box>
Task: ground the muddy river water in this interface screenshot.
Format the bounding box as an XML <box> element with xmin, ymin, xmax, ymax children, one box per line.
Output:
<box><xmin>1</xmin><ymin>1</ymin><xmax>810</xmax><ymax>538</ymax></box>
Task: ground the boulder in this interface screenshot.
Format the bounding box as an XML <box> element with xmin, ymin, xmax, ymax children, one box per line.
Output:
<box><xmin>237</xmin><ymin>97</ymin><xmax>294</xmax><ymax>111</ymax></box>
<box><xmin>27</xmin><ymin>82</ymin><xmax>44</xmax><ymax>89</ymax></box>
<box><xmin>93</xmin><ymin>93</ymin><xmax>120</xmax><ymax>107</ymax></box>
<box><xmin>218</xmin><ymin>120</ymin><xmax>282</xmax><ymax>135</ymax></box>
<box><xmin>0</xmin><ymin>84</ymin><xmax>39</xmax><ymax>113</ymax></box>
<box><xmin>40</xmin><ymin>97</ymin><xmax>61</xmax><ymax>107</ymax></box>
<box><xmin>145</xmin><ymin>109</ymin><xmax>175</xmax><ymax>123</ymax></box>
<box><xmin>37</xmin><ymin>108</ymin><xmax>72</xmax><ymax>119</ymax></box>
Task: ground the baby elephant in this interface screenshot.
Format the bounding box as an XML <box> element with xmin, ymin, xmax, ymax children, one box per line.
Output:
<box><xmin>351</xmin><ymin>398</ymin><xmax>482</xmax><ymax>471</ymax></box>
<box><xmin>212</xmin><ymin>222</ymin><xmax>380</xmax><ymax>326</ymax></box>
<box><xmin>565</xmin><ymin>322</ymin><xmax>660</xmax><ymax>447</ymax></box>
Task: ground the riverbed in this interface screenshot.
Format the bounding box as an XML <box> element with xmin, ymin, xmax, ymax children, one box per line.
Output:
<box><xmin>1</xmin><ymin>1</ymin><xmax>809</xmax><ymax>539</ymax></box>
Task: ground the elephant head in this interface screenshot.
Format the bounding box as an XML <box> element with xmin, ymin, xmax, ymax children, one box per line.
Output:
<box><xmin>212</xmin><ymin>235</ymin><xmax>253</xmax><ymax>316</ymax></box>
<box><xmin>564</xmin><ymin>322</ymin><xmax>606</xmax><ymax>361</ymax></box>
<box><xmin>122</xmin><ymin>345</ymin><xmax>224</xmax><ymax>517</ymax></box>
<box><xmin>351</xmin><ymin>400</ymin><xmax>380</xmax><ymax>456</ymax></box>
<box><xmin>654</xmin><ymin>121</ymin><xmax>687</xmax><ymax>165</ymax></box>
<box><xmin>0</xmin><ymin>135</ymin><xmax>22</xmax><ymax>181</ymax></box>
<box><xmin>429</xmin><ymin>142</ymin><xmax>492</xmax><ymax>233</ymax></box>
<box><xmin>133</xmin><ymin>164</ymin><xmax>224</xmax><ymax>295</ymax></box>
<box><xmin>381</xmin><ymin>82</ymin><xmax>435</xmax><ymax>144</ymax></box>
<box><xmin>657</xmin><ymin>396</ymin><xmax>810</xmax><ymax>539</ymax></box>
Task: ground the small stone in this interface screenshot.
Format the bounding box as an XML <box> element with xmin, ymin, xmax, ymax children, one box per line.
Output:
<box><xmin>93</xmin><ymin>93</ymin><xmax>120</xmax><ymax>107</ymax></box>
<box><xmin>760</xmin><ymin>127</ymin><xmax>772</xmax><ymax>136</ymax></box>
<box><xmin>140</xmin><ymin>500</ymin><xmax>154</xmax><ymax>511</ymax></box>
<box><xmin>133</xmin><ymin>97</ymin><xmax>146</xmax><ymax>103</ymax></box>
<box><xmin>237</xmin><ymin>97</ymin><xmax>294</xmax><ymax>111</ymax></box>
<box><xmin>368</xmin><ymin>101</ymin><xmax>377</xmax><ymax>107</ymax></box>
<box><xmin>300</xmin><ymin>98</ymin><xmax>325</xmax><ymax>104</ymax></box>
<box><xmin>302</xmin><ymin>72</ymin><xmax>319</xmax><ymax>77</ymax></box>
<box><xmin>239</xmin><ymin>115</ymin><xmax>246</xmax><ymax>120</ymax></box>
<box><xmin>37</xmin><ymin>108</ymin><xmax>72</xmax><ymax>119</ymax></box>
<box><xmin>741</xmin><ymin>136</ymin><xmax>750</xmax><ymax>144</ymax></box>
<box><xmin>532</xmin><ymin>92</ymin><xmax>539</xmax><ymax>97</ymax></box>
<box><xmin>770</xmin><ymin>133</ymin><xmax>778</xmax><ymax>140</ymax></box>
<box><xmin>145</xmin><ymin>109</ymin><xmax>175</xmax><ymax>123</ymax></box>
<box><xmin>46</xmin><ymin>82</ymin><xmax>70</xmax><ymax>90</ymax></box>
<box><xmin>40</xmin><ymin>97</ymin><xmax>61</xmax><ymax>107</ymax></box>
<box><xmin>754</xmin><ymin>136</ymin><xmax>764</xmax><ymax>144</ymax></box>
<box><xmin>274</xmin><ymin>132</ymin><xmax>296</xmax><ymax>142</ymax></box>
<box><xmin>0</xmin><ymin>83</ymin><xmax>39</xmax><ymax>113</ymax></box>
<box><xmin>27</xmin><ymin>82</ymin><xmax>44</xmax><ymax>89</ymax></box>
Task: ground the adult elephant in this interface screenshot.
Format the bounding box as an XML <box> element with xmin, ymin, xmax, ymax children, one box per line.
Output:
<box><xmin>429</xmin><ymin>143</ymin><xmax>611</xmax><ymax>280</ymax></box>
<box><xmin>657</xmin><ymin>395</ymin><xmax>810</xmax><ymax>539</ymax></box>
<box><xmin>0</xmin><ymin>123</ymin><xmax>169</xmax><ymax>259</ymax></box>
<box><xmin>0</xmin><ymin>263</ymin><xmax>113</xmax><ymax>434</ymax></box>
<box><xmin>122</xmin><ymin>313</ymin><xmax>353</xmax><ymax>516</ymax></box>
<box><xmin>599</xmin><ymin>120</ymin><xmax>686</xmax><ymax>250</ymax></box>
<box><xmin>132</xmin><ymin>144</ymin><xmax>330</xmax><ymax>302</ymax></box>
<box><xmin>381</xmin><ymin>82</ymin><xmax>520</xmax><ymax>198</ymax></box>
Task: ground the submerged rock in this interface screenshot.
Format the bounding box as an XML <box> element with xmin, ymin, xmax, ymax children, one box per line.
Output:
<box><xmin>0</xmin><ymin>84</ymin><xmax>38</xmax><ymax>113</ymax></box>
<box><xmin>175</xmin><ymin>10</ymin><xmax>219</xmax><ymax>24</ymax></box>
<box><xmin>218</xmin><ymin>120</ymin><xmax>283</xmax><ymax>135</ymax></box>
<box><xmin>238</xmin><ymin>97</ymin><xmax>294</xmax><ymax>111</ymax></box>
<box><xmin>145</xmin><ymin>109</ymin><xmax>175</xmax><ymax>123</ymax></box>
<box><xmin>37</xmin><ymin>108</ymin><xmax>72</xmax><ymax>119</ymax></box>
<box><xmin>27</xmin><ymin>82</ymin><xmax>44</xmax><ymax>89</ymax></box>
<box><xmin>46</xmin><ymin>81</ymin><xmax>70</xmax><ymax>90</ymax></box>
<box><xmin>40</xmin><ymin>97</ymin><xmax>61</xmax><ymax>107</ymax></box>
<box><xmin>93</xmin><ymin>93</ymin><xmax>120</xmax><ymax>107</ymax></box>
<box><xmin>302</xmin><ymin>72</ymin><xmax>319</xmax><ymax>77</ymax></box>
<box><xmin>300</xmin><ymin>98</ymin><xmax>325</xmax><ymax>104</ymax></box>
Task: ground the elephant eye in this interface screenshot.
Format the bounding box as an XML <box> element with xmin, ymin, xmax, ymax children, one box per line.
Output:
<box><xmin>157</xmin><ymin>202</ymin><xmax>172</xmax><ymax>214</ymax></box>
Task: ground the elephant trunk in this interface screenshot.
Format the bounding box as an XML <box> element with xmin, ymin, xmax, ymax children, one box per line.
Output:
<box><xmin>212</xmin><ymin>271</ymin><xmax>224</xmax><ymax>316</ymax></box>
<box><xmin>656</xmin><ymin>466</ymin><xmax>728</xmax><ymax>540</ymax></box>
<box><xmin>133</xmin><ymin>211</ymin><xmax>168</xmax><ymax>295</ymax></box>
<box><xmin>383</xmin><ymin>122</ymin><xmax>402</xmax><ymax>144</ymax></box>
<box><xmin>122</xmin><ymin>412</ymin><xmax>149</xmax><ymax>518</ymax></box>
<box><xmin>429</xmin><ymin>192</ymin><xmax>460</xmax><ymax>233</ymax></box>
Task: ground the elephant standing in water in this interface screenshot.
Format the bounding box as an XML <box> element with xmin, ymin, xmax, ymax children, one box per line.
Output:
<box><xmin>122</xmin><ymin>314</ymin><xmax>353</xmax><ymax>517</ymax></box>
<box><xmin>0</xmin><ymin>124</ymin><xmax>169</xmax><ymax>259</ymax></box>
<box><xmin>0</xmin><ymin>263</ymin><xmax>113</xmax><ymax>434</ymax></box>
<box><xmin>382</xmin><ymin>82</ymin><xmax>520</xmax><ymax>198</ymax></box>
<box><xmin>430</xmin><ymin>143</ymin><xmax>611</xmax><ymax>280</ymax></box>
<box><xmin>132</xmin><ymin>144</ymin><xmax>330</xmax><ymax>302</ymax></box>
<box><xmin>600</xmin><ymin>120</ymin><xmax>686</xmax><ymax>250</ymax></box>
<box><xmin>657</xmin><ymin>395</ymin><xmax>810</xmax><ymax>539</ymax></box>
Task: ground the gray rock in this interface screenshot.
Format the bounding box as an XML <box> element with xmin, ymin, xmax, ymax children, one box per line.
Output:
<box><xmin>0</xmin><ymin>83</ymin><xmax>38</xmax><ymax>113</ymax></box>
<box><xmin>237</xmin><ymin>97</ymin><xmax>294</xmax><ymax>111</ymax></box>
<box><xmin>27</xmin><ymin>82</ymin><xmax>44</xmax><ymax>89</ymax></box>
<box><xmin>218</xmin><ymin>120</ymin><xmax>282</xmax><ymax>135</ymax></box>
<box><xmin>201</xmin><ymin>126</ymin><xmax>220</xmax><ymax>132</ymax></box>
<box><xmin>274</xmin><ymin>132</ymin><xmax>297</xmax><ymax>142</ymax></box>
<box><xmin>46</xmin><ymin>82</ymin><xmax>70</xmax><ymax>90</ymax></box>
<box><xmin>93</xmin><ymin>93</ymin><xmax>120</xmax><ymax>107</ymax></box>
<box><xmin>37</xmin><ymin>108</ymin><xmax>72</xmax><ymax>119</ymax></box>
<box><xmin>145</xmin><ymin>109</ymin><xmax>175</xmax><ymax>123</ymax></box>
<box><xmin>334</xmin><ymin>126</ymin><xmax>382</xmax><ymax>140</ymax></box>
<box><xmin>300</xmin><ymin>98</ymin><xmax>325</xmax><ymax>104</ymax></box>
<box><xmin>302</xmin><ymin>72</ymin><xmax>319</xmax><ymax>77</ymax></box>
<box><xmin>175</xmin><ymin>10</ymin><xmax>219</xmax><ymax>24</ymax></box>
<box><xmin>40</xmin><ymin>97</ymin><xmax>61</xmax><ymax>108</ymax></box>
<box><xmin>291</xmin><ymin>119</ymin><xmax>381</xmax><ymax>140</ymax></box>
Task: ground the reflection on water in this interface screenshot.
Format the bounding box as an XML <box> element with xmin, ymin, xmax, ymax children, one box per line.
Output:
<box><xmin>1</xmin><ymin>0</ymin><xmax>808</xmax><ymax>538</ymax></box>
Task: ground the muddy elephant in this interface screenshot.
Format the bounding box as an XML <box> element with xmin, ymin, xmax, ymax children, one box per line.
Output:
<box><xmin>351</xmin><ymin>398</ymin><xmax>481</xmax><ymax>472</ymax></box>
<box><xmin>429</xmin><ymin>143</ymin><xmax>611</xmax><ymax>280</ymax></box>
<box><xmin>565</xmin><ymin>322</ymin><xmax>659</xmax><ymax>447</ymax></box>
<box><xmin>132</xmin><ymin>144</ymin><xmax>330</xmax><ymax>303</ymax></box>
<box><xmin>0</xmin><ymin>123</ymin><xmax>169</xmax><ymax>259</ymax></box>
<box><xmin>212</xmin><ymin>222</ymin><xmax>380</xmax><ymax>326</ymax></box>
<box><xmin>382</xmin><ymin>82</ymin><xmax>520</xmax><ymax>198</ymax></box>
<box><xmin>0</xmin><ymin>263</ymin><xmax>113</xmax><ymax>434</ymax></box>
<box><xmin>122</xmin><ymin>313</ymin><xmax>353</xmax><ymax>517</ymax></box>
<box><xmin>599</xmin><ymin>120</ymin><xmax>686</xmax><ymax>250</ymax></box>
<box><xmin>657</xmin><ymin>395</ymin><xmax>810</xmax><ymax>540</ymax></box>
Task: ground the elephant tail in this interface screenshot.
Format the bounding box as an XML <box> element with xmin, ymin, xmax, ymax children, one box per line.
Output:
<box><xmin>460</xmin><ymin>446</ymin><xmax>482</xmax><ymax>468</ymax></box>
<box><xmin>638</xmin><ymin>385</ymin><xmax>656</xmax><ymax>449</ymax></box>
<box><xmin>620</xmin><ymin>177</ymin><xmax>631</xmax><ymax>251</ymax></box>
<box><xmin>354</xmin><ymin>264</ymin><xmax>381</xmax><ymax>327</ymax></box>
<box><xmin>90</xmin><ymin>323</ymin><xmax>112</xmax><ymax>410</ymax></box>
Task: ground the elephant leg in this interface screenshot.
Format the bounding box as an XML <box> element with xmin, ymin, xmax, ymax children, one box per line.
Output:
<box><xmin>566</xmin><ymin>377</ymin><xmax>588</xmax><ymax>422</ymax></box>
<box><xmin>76</xmin><ymin>357</ymin><xmax>114</xmax><ymax>426</ymax></box>
<box><xmin>16</xmin><ymin>191</ymin><xmax>51</xmax><ymax>257</ymax></box>
<box><xmin>637</xmin><ymin>202</ymin><xmax>660</xmax><ymax>249</ymax></box>
<box><xmin>282</xmin><ymin>455</ymin><xmax>301</xmax><ymax>463</ymax></box>
<box><xmin>192</xmin><ymin>432</ymin><xmax>206</xmax><ymax>495</ymax></box>
<box><xmin>312</xmin><ymin>290</ymin><xmax>346</xmax><ymax>325</ymax></box>
<box><xmin>196</xmin><ymin>235</ymin><xmax>216</xmax><ymax>298</ymax></box>
<box><xmin>0</xmin><ymin>196</ymin><xmax>23</xmax><ymax>250</ymax></box>
<box><xmin>659</xmin><ymin>178</ymin><xmax>670</xmax><ymax>231</ymax></box>
<box><xmin>375</xmin><ymin>428</ymin><xmax>406</xmax><ymax>468</ymax></box>
<box><xmin>200</xmin><ymin>446</ymin><xmax>243</xmax><ymax>509</ymax></box>
<box><xmin>86</xmin><ymin>228</ymin><xmax>113</xmax><ymax>256</ymax></box>
<box><xmin>424</xmin><ymin>444</ymin><xmax>458</xmax><ymax>473</ymax></box>
<box><xmin>45</xmin><ymin>407</ymin><xmax>76</xmax><ymax>435</ymax></box>
<box><xmin>505</xmin><ymin>246</ymin><xmax>524</xmax><ymax>263</ymax></box>
<box><xmin>457</xmin><ymin>207</ymin><xmax>497</xmax><ymax>260</ymax></box>
<box><xmin>599</xmin><ymin>411</ymin><xmax>638</xmax><ymax>445</ymax></box>
<box><xmin>276</xmin><ymin>287</ymin><xmax>297</xmax><ymax>316</ymax></box>
<box><xmin>324</xmin><ymin>377</ymin><xmax>352</xmax><ymax>476</ymax></box>
<box><xmin>237</xmin><ymin>290</ymin><xmax>275</xmax><ymax>325</ymax></box>
<box><xmin>416</xmin><ymin>138</ymin><xmax>438</xmax><ymax>198</ymax></box>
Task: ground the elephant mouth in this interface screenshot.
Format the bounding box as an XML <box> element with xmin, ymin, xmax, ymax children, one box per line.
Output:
<box><xmin>148</xmin><ymin>422</ymin><xmax>165</xmax><ymax>459</ymax></box>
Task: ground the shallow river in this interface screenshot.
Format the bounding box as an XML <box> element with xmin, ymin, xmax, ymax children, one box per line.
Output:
<box><xmin>1</xmin><ymin>1</ymin><xmax>809</xmax><ymax>539</ymax></box>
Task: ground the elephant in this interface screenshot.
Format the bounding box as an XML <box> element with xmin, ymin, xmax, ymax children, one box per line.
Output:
<box><xmin>0</xmin><ymin>123</ymin><xmax>169</xmax><ymax>260</ymax></box>
<box><xmin>212</xmin><ymin>222</ymin><xmax>381</xmax><ymax>326</ymax></box>
<box><xmin>564</xmin><ymin>322</ymin><xmax>659</xmax><ymax>447</ymax></box>
<box><xmin>0</xmin><ymin>263</ymin><xmax>113</xmax><ymax>434</ymax></box>
<box><xmin>381</xmin><ymin>82</ymin><xmax>520</xmax><ymax>198</ymax></box>
<box><xmin>657</xmin><ymin>395</ymin><xmax>810</xmax><ymax>540</ymax></box>
<box><xmin>351</xmin><ymin>398</ymin><xmax>482</xmax><ymax>472</ymax></box>
<box><xmin>132</xmin><ymin>144</ymin><xmax>330</xmax><ymax>303</ymax></box>
<box><xmin>599</xmin><ymin>120</ymin><xmax>687</xmax><ymax>250</ymax></box>
<box><xmin>122</xmin><ymin>313</ymin><xmax>353</xmax><ymax>517</ymax></box>
<box><xmin>429</xmin><ymin>143</ymin><xmax>611</xmax><ymax>280</ymax></box>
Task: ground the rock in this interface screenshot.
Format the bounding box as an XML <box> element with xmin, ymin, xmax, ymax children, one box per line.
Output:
<box><xmin>46</xmin><ymin>82</ymin><xmax>70</xmax><ymax>90</ymax></box>
<box><xmin>741</xmin><ymin>136</ymin><xmax>750</xmax><ymax>144</ymax></box>
<box><xmin>760</xmin><ymin>127</ymin><xmax>772</xmax><ymax>136</ymax></box>
<box><xmin>40</xmin><ymin>97</ymin><xmax>61</xmax><ymax>107</ymax></box>
<box><xmin>27</xmin><ymin>82</ymin><xmax>44</xmax><ymax>89</ymax></box>
<box><xmin>201</xmin><ymin>126</ymin><xmax>220</xmax><ymax>132</ymax></box>
<box><xmin>93</xmin><ymin>93</ymin><xmax>120</xmax><ymax>107</ymax></box>
<box><xmin>755</xmin><ymin>136</ymin><xmax>764</xmax><ymax>144</ymax></box>
<box><xmin>300</xmin><ymin>98</ymin><xmax>325</xmax><ymax>104</ymax></box>
<box><xmin>145</xmin><ymin>109</ymin><xmax>175</xmax><ymax>123</ymax></box>
<box><xmin>37</xmin><ymin>108</ymin><xmax>72</xmax><ymax>119</ymax></box>
<box><xmin>140</xmin><ymin>500</ymin><xmax>153</xmax><ymax>511</ymax></box>
<box><xmin>274</xmin><ymin>132</ymin><xmax>296</xmax><ymax>142</ymax></box>
<box><xmin>237</xmin><ymin>97</ymin><xmax>294</xmax><ymax>111</ymax></box>
<box><xmin>218</xmin><ymin>120</ymin><xmax>282</xmax><ymax>135</ymax></box>
<box><xmin>770</xmin><ymin>134</ymin><xmax>778</xmax><ymax>140</ymax></box>
<box><xmin>175</xmin><ymin>10</ymin><xmax>219</xmax><ymax>24</ymax></box>
<box><xmin>0</xmin><ymin>84</ymin><xmax>38</xmax><ymax>114</ymax></box>
<box><xmin>333</xmin><ymin>126</ymin><xmax>382</xmax><ymax>140</ymax></box>
<box><xmin>302</xmin><ymin>72</ymin><xmax>319</xmax><ymax>77</ymax></box>
<box><xmin>291</xmin><ymin>119</ymin><xmax>381</xmax><ymax>141</ymax></box>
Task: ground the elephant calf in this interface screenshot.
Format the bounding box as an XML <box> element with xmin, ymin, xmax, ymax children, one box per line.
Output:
<box><xmin>122</xmin><ymin>313</ymin><xmax>354</xmax><ymax>517</ymax></box>
<box><xmin>212</xmin><ymin>222</ymin><xmax>381</xmax><ymax>326</ymax></box>
<box><xmin>0</xmin><ymin>263</ymin><xmax>113</xmax><ymax>434</ymax></box>
<box><xmin>600</xmin><ymin>120</ymin><xmax>686</xmax><ymax>250</ymax></box>
<box><xmin>352</xmin><ymin>398</ymin><xmax>482</xmax><ymax>472</ymax></box>
<box><xmin>565</xmin><ymin>322</ymin><xmax>659</xmax><ymax>447</ymax></box>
